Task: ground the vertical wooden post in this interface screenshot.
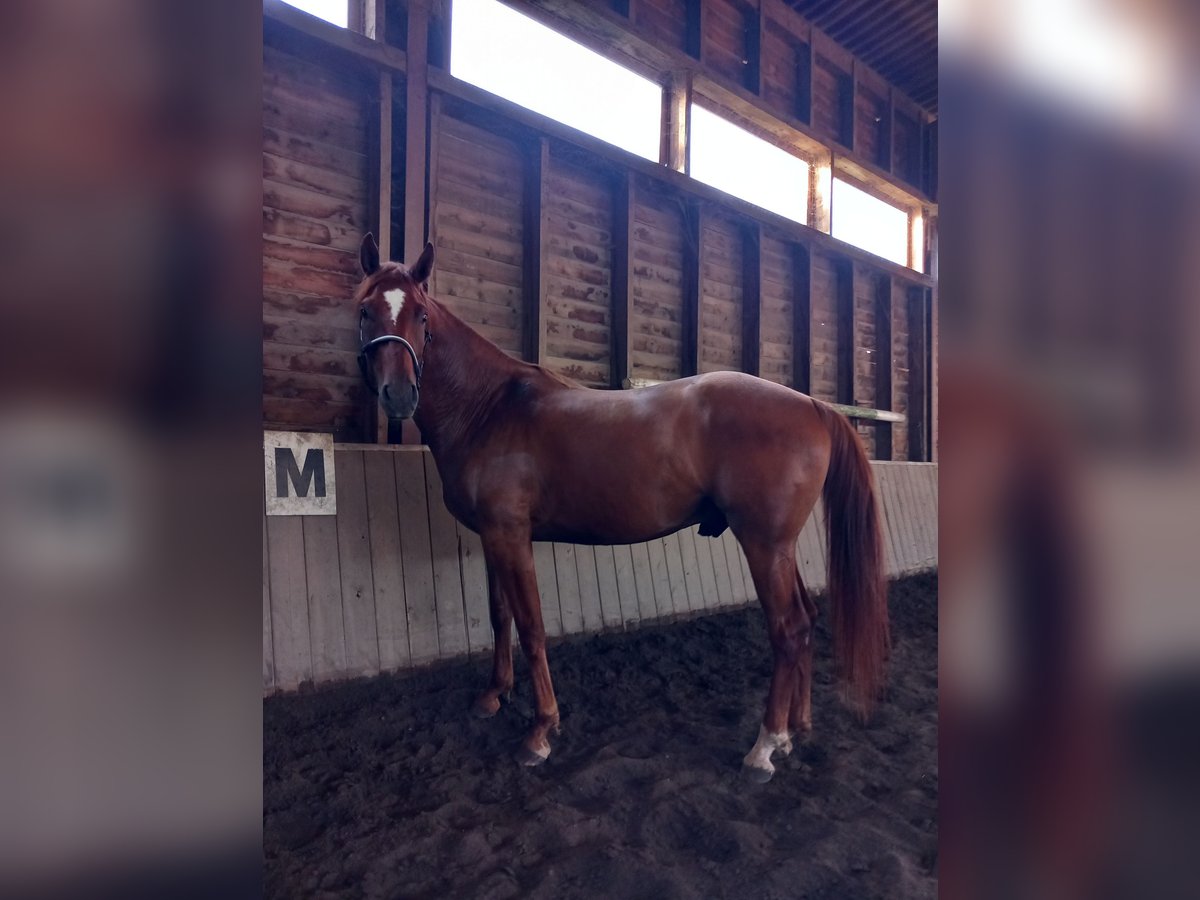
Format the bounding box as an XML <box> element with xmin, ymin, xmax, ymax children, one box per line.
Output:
<box><xmin>907</xmin><ymin>285</ymin><xmax>927</xmax><ymax>461</ymax></box>
<box><xmin>791</xmin><ymin>242</ymin><xmax>811</xmax><ymax>393</ymax></box>
<box><xmin>685</xmin><ymin>0</ymin><xmax>706</xmax><ymax>62</ymax></box>
<box><xmin>428</xmin><ymin>0</ymin><xmax>452</xmax><ymax>68</ymax></box>
<box><xmin>741</xmin><ymin>223</ymin><xmax>762</xmax><ymax>376</ymax></box>
<box><xmin>522</xmin><ymin>138</ymin><xmax>549</xmax><ymax>366</ymax></box>
<box><xmin>810</xmin><ymin>151</ymin><xmax>832</xmax><ymax>234</ymax></box>
<box><xmin>661</xmin><ymin>71</ymin><xmax>692</xmax><ymax>174</ymax></box>
<box><xmin>835</xmin><ymin>258</ymin><xmax>854</xmax><ymax>406</ymax></box>
<box><xmin>611</xmin><ymin>171</ymin><xmax>635</xmax><ymax>388</ymax></box>
<box><xmin>928</xmin><ymin>220</ymin><xmax>938</xmax><ymax>461</ymax></box>
<box><xmin>682</xmin><ymin>200</ymin><xmax>702</xmax><ymax>377</ymax></box>
<box><xmin>745</xmin><ymin>1</ymin><xmax>763</xmax><ymax>95</ymax></box>
<box><xmin>874</xmin><ymin>273</ymin><xmax>893</xmax><ymax>459</ymax></box>
<box><xmin>364</xmin><ymin>70</ymin><xmax>395</xmax><ymax>444</ymax></box>
<box><xmin>394</xmin><ymin>0</ymin><xmax>430</xmax><ymax>445</ymax></box>
<box><xmin>796</xmin><ymin>37</ymin><xmax>812</xmax><ymax>125</ymax></box>
<box><xmin>404</xmin><ymin>0</ymin><xmax>430</xmax><ymax>262</ymax></box>
<box><xmin>885</xmin><ymin>86</ymin><xmax>896</xmax><ymax>174</ymax></box>
<box><xmin>838</xmin><ymin>62</ymin><xmax>855</xmax><ymax>150</ymax></box>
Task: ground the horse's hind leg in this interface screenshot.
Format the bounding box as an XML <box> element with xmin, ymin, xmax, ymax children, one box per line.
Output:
<box><xmin>473</xmin><ymin>563</ymin><xmax>513</xmax><ymax>718</ymax></box>
<box><xmin>790</xmin><ymin>571</ymin><xmax>817</xmax><ymax>737</ymax></box>
<box><xmin>740</xmin><ymin>538</ymin><xmax>812</xmax><ymax>783</ymax></box>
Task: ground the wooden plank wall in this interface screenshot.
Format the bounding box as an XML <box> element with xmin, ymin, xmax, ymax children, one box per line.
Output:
<box><xmin>262</xmin><ymin>44</ymin><xmax>374</xmax><ymax>440</ymax></box>
<box><xmin>699</xmin><ymin>214</ymin><xmax>745</xmax><ymax>373</ymax></box>
<box><xmin>705</xmin><ymin>0</ymin><xmax>754</xmax><ymax>90</ymax></box>
<box><xmin>542</xmin><ymin>153</ymin><xmax>615</xmax><ymax>385</ymax></box>
<box><xmin>263</xmin><ymin>448</ymin><xmax>937</xmax><ymax>693</ymax></box>
<box><xmin>633</xmin><ymin>0</ymin><xmax>689</xmax><ymax>54</ymax></box>
<box><xmin>429</xmin><ymin>110</ymin><xmax>527</xmax><ymax>356</ymax></box>
<box><xmin>809</xmin><ymin>250</ymin><xmax>840</xmax><ymax>401</ymax></box>
<box><xmin>758</xmin><ymin>233</ymin><xmax>795</xmax><ymax>387</ymax></box>
<box><xmin>630</xmin><ymin>183</ymin><xmax>687</xmax><ymax>381</ymax></box>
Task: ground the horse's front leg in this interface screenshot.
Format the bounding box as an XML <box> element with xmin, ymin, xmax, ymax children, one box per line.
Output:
<box><xmin>472</xmin><ymin>563</ymin><xmax>513</xmax><ymax>718</ymax></box>
<box><xmin>481</xmin><ymin>531</ymin><xmax>560</xmax><ymax>766</ymax></box>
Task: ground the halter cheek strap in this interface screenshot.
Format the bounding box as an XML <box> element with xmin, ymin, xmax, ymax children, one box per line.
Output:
<box><xmin>357</xmin><ymin>333</ymin><xmax>430</xmax><ymax>395</ymax></box>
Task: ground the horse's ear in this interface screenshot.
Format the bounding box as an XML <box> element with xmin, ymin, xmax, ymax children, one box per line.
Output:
<box><xmin>410</xmin><ymin>241</ymin><xmax>435</xmax><ymax>286</ymax></box>
<box><xmin>360</xmin><ymin>233</ymin><xmax>381</xmax><ymax>276</ymax></box>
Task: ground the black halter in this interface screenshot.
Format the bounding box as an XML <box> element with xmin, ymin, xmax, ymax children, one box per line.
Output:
<box><xmin>356</xmin><ymin>331</ymin><xmax>431</xmax><ymax>396</ymax></box>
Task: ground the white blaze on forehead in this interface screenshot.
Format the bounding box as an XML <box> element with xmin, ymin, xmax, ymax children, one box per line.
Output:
<box><xmin>383</xmin><ymin>288</ymin><xmax>407</xmax><ymax>325</ymax></box>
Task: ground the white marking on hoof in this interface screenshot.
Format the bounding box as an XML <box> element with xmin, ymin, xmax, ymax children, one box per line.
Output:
<box><xmin>742</xmin><ymin>724</ymin><xmax>791</xmax><ymax>774</ymax></box>
<box><xmin>517</xmin><ymin>741</ymin><xmax>550</xmax><ymax>767</ymax></box>
<box><xmin>383</xmin><ymin>288</ymin><xmax>407</xmax><ymax>325</ymax></box>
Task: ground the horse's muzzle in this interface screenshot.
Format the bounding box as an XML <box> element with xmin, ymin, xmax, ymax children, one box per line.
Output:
<box><xmin>380</xmin><ymin>381</ymin><xmax>419</xmax><ymax>420</ymax></box>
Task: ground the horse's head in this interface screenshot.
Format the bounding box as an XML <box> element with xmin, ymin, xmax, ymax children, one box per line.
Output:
<box><xmin>355</xmin><ymin>233</ymin><xmax>437</xmax><ymax>420</ymax></box>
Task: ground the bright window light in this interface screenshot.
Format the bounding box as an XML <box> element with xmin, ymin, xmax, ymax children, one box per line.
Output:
<box><xmin>831</xmin><ymin>178</ymin><xmax>910</xmax><ymax>267</ymax></box>
<box><xmin>451</xmin><ymin>0</ymin><xmax>661</xmax><ymax>161</ymax></box>
<box><xmin>279</xmin><ymin>0</ymin><xmax>347</xmax><ymax>28</ymax></box>
<box><xmin>689</xmin><ymin>105</ymin><xmax>809</xmax><ymax>223</ymax></box>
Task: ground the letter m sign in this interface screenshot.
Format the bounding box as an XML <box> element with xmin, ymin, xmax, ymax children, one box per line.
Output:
<box><xmin>264</xmin><ymin>431</ymin><xmax>337</xmax><ymax>515</ymax></box>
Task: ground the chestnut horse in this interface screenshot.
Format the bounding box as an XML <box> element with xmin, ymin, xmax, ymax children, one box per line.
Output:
<box><xmin>354</xmin><ymin>235</ymin><xmax>888</xmax><ymax>781</ymax></box>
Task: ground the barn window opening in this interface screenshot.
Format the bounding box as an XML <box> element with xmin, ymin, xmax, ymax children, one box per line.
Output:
<box><xmin>831</xmin><ymin>178</ymin><xmax>910</xmax><ymax>267</ymax></box>
<box><xmin>279</xmin><ymin>0</ymin><xmax>348</xmax><ymax>28</ymax></box>
<box><xmin>688</xmin><ymin>104</ymin><xmax>810</xmax><ymax>224</ymax></box>
<box><xmin>451</xmin><ymin>0</ymin><xmax>661</xmax><ymax>161</ymax></box>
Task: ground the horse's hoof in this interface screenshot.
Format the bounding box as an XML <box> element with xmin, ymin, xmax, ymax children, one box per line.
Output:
<box><xmin>515</xmin><ymin>745</ymin><xmax>549</xmax><ymax>767</ymax></box>
<box><xmin>472</xmin><ymin>696</ymin><xmax>500</xmax><ymax>719</ymax></box>
<box><xmin>741</xmin><ymin>763</ymin><xmax>774</xmax><ymax>784</ymax></box>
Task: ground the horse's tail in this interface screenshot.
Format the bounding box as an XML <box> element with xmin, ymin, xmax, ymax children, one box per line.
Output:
<box><xmin>812</xmin><ymin>400</ymin><xmax>890</xmax><ymax>719</ymax></box>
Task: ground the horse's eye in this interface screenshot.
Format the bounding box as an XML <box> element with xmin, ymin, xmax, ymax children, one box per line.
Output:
<box><xmin>360</xmin><ymin>308</ymin><xmax>368</xmax><ymax>319</ymax></box>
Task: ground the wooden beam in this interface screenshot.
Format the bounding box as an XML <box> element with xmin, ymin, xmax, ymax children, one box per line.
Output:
<box><xmin>810</xmin><ymin>151</ymin><xmax>832</xmax><ymax>234</ymax></box>
<box><xmin>682</xmin><ymin>201</ymin><xmax>702</xmax><ymax>376</ymax></box>
<box><xmin>792</xmin><ymin>242</ymin><xmax>811</xmax><ymax>393</ymax></box>
<box><xmin>745</xmin><ymin>1</ymin><xmax>764</xmax><ymax>96</ymax></box>
<box><xmin>661</xmin><ymin>71</ymin><xmax>692</xmax><ymax>173</ymax></box>
<box><xmin>685</xmin><ymin>0</ymin><xmax>705</xmax><ymax>62</ymax></box>
<box><xmin>838</xmin><ymin>62</ymin><xmax>855</xmax><ymax>150</ymax></box>
<box><xmin>874</xmin><ymin>273</ymin><xmax>893</xmax><ymax>459</ymax></box>
<box><xmin>741</xmin><ymin>224</ymin><xmax>762</xmax><ymax>376</ymax></box>
<box><xmin>377</xmin><ymin>74</ymin><xmax>395</xmax><ymax>264</ymax></box>
<box><xmin>906</xmin><ymin>285</ymin><xmax>927</xmax><ymax>461</ymax></box>
<box><xmin>428</xmin><ymin>0</ymin><xmax>452</xmax><ymax>69</ymax></box>
<box><xmin>523</xmin><ymin>138</ymin><xmax>549</xmax><ymax>365</ymax></box>
<box><xmin>403</xmin><ymin>0</ymin><xmax>430</xmax><ymax>261</ymax></box>
<box><xmin>376</xmin><ymin>73</ymin><xmax>395</xmax><ymax>443</ymax></box>
<box><xmin>610</xmin><ymin>171</ymin><xmax>636</xmax><ymax>387</ymax></box>
<box><xmin>929</xmin><ymin>283</ymin><xmax>937</xmax><ymax>461</ymax></box>
<box><xmin>835</xmin><ymin>258</ymin><xmax>854</xmax><ymax>406</ymax></box>
<box><xmin>885</xmin><ymin>86</ymin><xmax>896</xmax><ymax>174</ymax></box>
<box><xmin>796</xmin><ymin>37</ymin><xmax>813</xmax><ymax>125</ymax></box>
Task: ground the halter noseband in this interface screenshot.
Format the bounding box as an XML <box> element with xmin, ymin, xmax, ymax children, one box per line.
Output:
<box><xmin>357</xmin><ymin>331</ymin><xmax>431</xmax><ymax>396</ymax></box>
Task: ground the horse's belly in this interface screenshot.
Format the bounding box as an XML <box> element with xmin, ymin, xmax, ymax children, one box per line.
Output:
<box><xmin>530</xmin><ymin>484</ymin><xmax>704</xmax><ymax>545</ymax></box>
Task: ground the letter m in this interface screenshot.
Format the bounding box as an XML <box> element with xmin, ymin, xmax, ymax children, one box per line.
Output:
<box><xmin>275</xmin><ymin>447</ymin><xmax>326</xmax><ymax>498</ymax></box>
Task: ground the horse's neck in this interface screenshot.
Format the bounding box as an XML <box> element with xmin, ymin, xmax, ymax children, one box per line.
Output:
<box><xmin>413</xmin><ymin>303</ymin><xmax>535</xmax><ymax>456</ymax></box>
